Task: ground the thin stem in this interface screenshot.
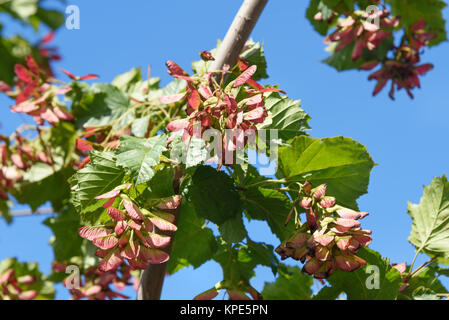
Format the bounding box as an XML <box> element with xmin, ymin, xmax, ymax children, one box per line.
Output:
<box><xmin>408</xmin><ymin>249</ymin><xmax>421</xmax><ymax>276</ymax></box>
<box><xmin>409</xmin><ymin>255</ymin><xmax>438</xmax><ymax>279</ymax></box>
<box><xmin>284</xmin><ymin>197</ymin><xmax>300</xmax><ymax>227</ymax></box>
<box><xmin>243</xmin><ymin>178</ymin><xmax>287</xmax><ymax>189</ymax></box>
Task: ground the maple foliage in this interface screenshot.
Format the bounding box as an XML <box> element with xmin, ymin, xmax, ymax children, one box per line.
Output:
<box><xmin>0</xmin><ymin>1</ymin><xmax>448</xmax><ymax>301</ymax></box>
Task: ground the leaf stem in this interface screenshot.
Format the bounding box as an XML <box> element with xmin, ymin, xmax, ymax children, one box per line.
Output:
<box><xmin>409</xmin><ymin>255</ymin><xmax>438</xmax><ymax>279</ymax></box>
<box><xmin>407</xmin><ymin>249</ymin><xmax>421</xmax><ymax>276</ymax></box>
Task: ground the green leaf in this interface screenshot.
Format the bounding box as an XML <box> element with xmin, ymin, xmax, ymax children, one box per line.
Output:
<box><xmin>408</xmin><ymin>175</ymin><xmax>449</xmax><ymax>264</ymax></box>
<box><xmin>242</xmin><ymin>187</ymin><xmax>295</xmax><ymax>241</ymax></box>
<box><xmin>262</xmin><ymin>266</ymin><xmax>313</xmax><ymax>300</ymax></box>
<box><xmin>214</xmin><ymin>240</ymin><xmax>278</xmax><ymax>284</ymax></box>
<box><xmin>169</xmin><ymin>136</ymin><xmax>207</xmax><ymax>168</ymax></box>
<box><xmin>11</xmin><ymin>166</ymin><xmax>73</xmax><ymax>212</ymax></box>
<box><xmin>277</xmin><ymin>136</ymin><xmax>375</xmax><ymax>210</ymax></box>
<box><xmin>142</xmin><ymin>166</ymin><xmax>176</xmax><ymax>200</ymax></box>
<box><xmin>399</xmin><ymin>264</ymin><xmax>448</xmax><ymax>300</ymax></box>
<box><xmin>306</xmin><ymin>0</ymin><xmax>335</xmax><ymax>36</ymax></box>
<box><xmin>192</xmin><ymin>39</ymin><xmax>268</xmax><ymax>80</ymax></box>
<box><xmin>34</xmin><ymin>8</ymin><xmax>65</xmax><ymax>30</ymax></box>
<box><xmin>386</xmin><ymin>0</ymin><xmax>447</xmax><ymax>46</ymax></box>
<box><xmin>233</xmin><ymin>164</ymin><xmax>295</xmax><ymax>241</ymax></box>
<box><xmin>115</xmin><ymin>134</ymin><xmax>167</xmax><ymax>185</ymax></box>
<box><xmin>313</xmin><ymin>285</ymin><xmax>342</xmax><ymax>300</ymax></box>
<box><xmin>70</xmin><ymin>150</ymin><xmax>125</xmax><ymax>218</ymax></box>
<box><xmin>259</xmin><ymin>91</ymin><xmax>310</xmax><ymax>142</ymax></box>
<box><xmin>245</xmin><ymin>240</ymin><xmax>280</xmax><ymax>276</ymax></box>
<box><xmin>43</xmin><ymin>206</ymin><xmax>83</xmax><ymax>262</ymax></box>
<box><xmin>239</xmin><ymin>39</ymin><xmax>268</xmax><ymax>81</ymax></box>
<box><xmin>131</xmin><ymin>115</ymin><xmax>150</xmax><ymax>138</ymax></box>
<box><xmin>0</xmin><ymin>0</ymin><xmax>38</xmax><ymax>20</ymax></box>
<box><xmin>167</xmin><ymin>201</ymin><xmax>218</xmax><ymax>274</ymax></box>
<box><xmin>0</xmin><ymin>200</ymin><xmax>12</xmax><ymax>223</ymax></box>
<box><xmin>186</xmin><ymin>166</ymin><xmax>241</xmax><ymax>225</ymax></box>
<box><xmin>72</xmin><ymin>83</ymin><xmax>132</xmax><ymax>129</ymax></box>
<box><xmin>112</xmin><ymin>67</ymin><xmax>142</xmax><ymax>92</ymax></box>
<box><xmin>323</xmin><ymin>247</ymin><xmax>402</xmax><ymax>300</ymax></box>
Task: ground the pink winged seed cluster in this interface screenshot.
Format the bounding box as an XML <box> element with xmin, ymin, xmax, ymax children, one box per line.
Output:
<box><xmin>0</xmin><ymin>268</ymin><xmax>38</xmax><ymax>300</ymax></box>
<box><xmin>4</xmin><ymin>55</ymin><xmax>74</xmax><ymax>125</ymax></box>
<box><xmin>317</xmin><ymin>6</ymin><xmax>435</xmax><ymax>100</ymax></box>
<box><xmin>276</xmin><ymin>182</ymin><xmax>372</xmax><ymax>279</ymax></box>
<box><xmin>323</xmin><ymin>9</ymin><xmax>399</xmax><ymax>61</ymax></box>
<box><xmin>366</xmin><ymin>19</ymin><xmax>435</xmax><ymax>100</ymax></box>
<box><xmin>0</xmin><ymin>34</ymin><xmax>98</xmax><ymax>127</ymax></box>
<box><xmin>0</xmin><ymin>133</ymin><xmax>53</xmax><ymax>201</ymax></box>
<box><xmin>78</xmin><ymin>184</ymin><xmax>181</xmax><ymax>272</ymax></box>
<box><xmin>52</xmin><ymin>262</ymin><xmax>138</xmax><ymax>300</ymax></box>
<box><xmin>161</xmin><ymin>53</ymin><xmax>284</xmax><ymax>166</ymax></box>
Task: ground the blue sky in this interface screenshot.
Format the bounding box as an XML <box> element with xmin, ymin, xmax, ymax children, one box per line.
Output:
<box><xmin>0</xmin><ymin>0</ymin><xmax>448</xmax><ymax>299</ymax></box>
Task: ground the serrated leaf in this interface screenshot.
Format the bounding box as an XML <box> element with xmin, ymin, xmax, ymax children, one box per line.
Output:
<box><xmin>233</xmin><ymin>164</ymin><xmax>295</xmax><ymax>241</ymax></box>
<box><xmin>169</xmin><ymin>136</ymin><xmax>207</xmax><ymax>168</ymax></box>
<box><xmin>277</xmin><ymin>136</ymin><xmax>375</xmax><ymax>210</ymax></box>
<box><xmin>262</xmin><ymin>266</ymin><xmax>313</xmax><ymax>300</ymax></box>
<box><xmin>72</xmin><ymin>83</ymin><xmax>132</xmax><ymax>129</ymax></box>
<box><xmin>70</xmin><ymin>150</ymin><xmax>125</xmax><ymax>217</ymax></box>
<box><xmin>187</xmin><ymin>166</ymin><xmax>241</xmax><ymax>225</ymax></box>
<box><xmin>242</xmin><ymin>187</ymin><xmax>295</xmax><ymax>241</ymax></box>
<box><xmin>167</xmin><ymin>201</ymin><xmax>217</xmax><ymax>274</ymax></box>
<box><xmin>408</xmin><ymin>175</ymin><xmax>449</xmax><ymax>263</ymax></box>
<box><xmin>112</xmin><ymin>67</ymin><xmax>142</xmax><ymax>92</ymax></box>
<box><xmin>259</xmin><ymin>91</ymin><xmax>310</xmax><ymax>142</ymax></box>
<box><xmin>131</xmin><ymin>115</ymin><xmax>150</xmax><ymax>138</ymax></box>
<box><xmin>11</xmin><ymin>166</ymin><xmax>73</xmax><ymax>212</ymax></box>
<box><xmin>240</xmin><ymin>39</ymin><xmax>268</xmax><ymax>81</ymax></box>
<box><xmin>218</xmin><ymin>214</ymin><xmax>247</xmax><ymax>244</ymax></box>
<box><xmin>214</xmin><ymin>241</ymin><xmax>277</xmax><ymax>284</ymax></box>
<box><xmin>115</xmin><ymin>134</ymin><xmax>167</xmax><ymax>185</ymax></box>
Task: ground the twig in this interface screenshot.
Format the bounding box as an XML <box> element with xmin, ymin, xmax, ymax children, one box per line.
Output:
<box><xmin>209</xmin><ymin>0</ymin><xmax>268</xmax><ymax>73</ymax></box>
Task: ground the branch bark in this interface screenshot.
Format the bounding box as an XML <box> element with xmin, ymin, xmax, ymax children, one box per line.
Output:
<box><xmin>10</xmin><ymin>207</ymin><xmax>54</xmax><ymax>216</ymax></box>
<box><xmin>209</xmin><ymin>0</ymin><xmax>268</xmax><ymax>72</ymax></box>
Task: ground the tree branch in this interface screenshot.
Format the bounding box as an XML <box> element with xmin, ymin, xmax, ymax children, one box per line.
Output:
<box><xmin>209</xmin><ymin>0</ymin><xmax>268</xmax><ymax>72</ymax></box>
<box><xmin>10</xmin><ymin>207</ymin><xmax>54</xmax><ymax>216</ymax></box>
